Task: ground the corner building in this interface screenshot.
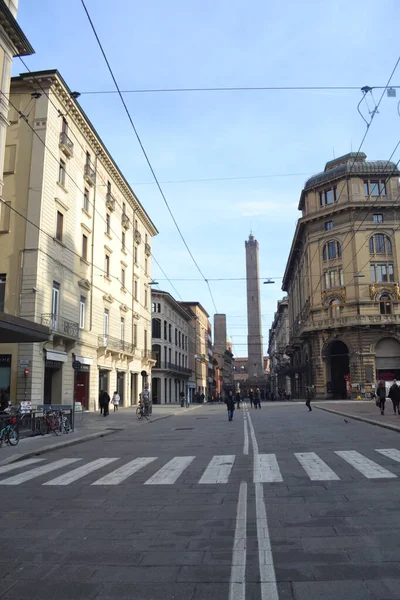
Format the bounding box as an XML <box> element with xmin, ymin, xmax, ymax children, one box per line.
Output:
<box><xmin>282</xmin><ymin>153</ymin><xmax>400</xmax><ymax>399</ymax></box>
<box><xmin>0</xmin><ymin>70</ymin><xmax>157</xmax><ymax>410</ymax></box>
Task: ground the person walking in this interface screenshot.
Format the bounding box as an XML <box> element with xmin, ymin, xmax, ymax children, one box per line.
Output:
<box><xmin>389</xmin><ymin>379</ymin><xmax>400</xmax><ymax>415</ymax></box>
<box><xmin>142</xmin><ymin>383</ymin><xmax>151</xmax><ymax>416</ymax></box>
<box><xmin>179</xmin><ymin>390</ymin><xmax>185</xmax><ymax>407</ymax></box>
<box><xmin>235</xmin><ymin>389</ymin><xmax>241</xmax><ymax>409</ymax></box>
<box><xmin>99</xmin><ymin>390</ymin><xmax>104</xmax><ymax>415</ymax></box>
<box><xmin>103</xmin><ymin>390</ymin><xmax>110</xmax><ymax>417</ymax></box>
<box><xmin>249</xmin><ymin>389</ymin><xmax>254</xmax><ymax>408</ymax></box>
<box><xmin>305</xmin><ymin>386</ymin><xmax>312</xmax><ymax>412</ymax></box>
<box><xmin>225</xmin><ymin>390</ymin><xmax>235</xmax><ymax>421</ymax></box>
<box><xmin>255</xmin><ymin>388</ymin><xmax>261</xmax><ymax>409</ymax></box>
<box><xmin>376</xmin><ymin>381</ymin><xmax>386</xmax><ymax>415</ymax></box>
<box><xmin>112</xmin><ymin>391</ymin><xmax>120</xmax><ymax>412</ymax></box>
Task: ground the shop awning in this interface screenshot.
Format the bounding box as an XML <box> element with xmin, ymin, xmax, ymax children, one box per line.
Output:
<box><xmin>0</xmin><ymin>312</ymin><xmax>50</xmax><ymax>343</ymax></box>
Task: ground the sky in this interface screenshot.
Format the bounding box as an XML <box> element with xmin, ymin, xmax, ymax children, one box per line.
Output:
<box><xmin>15</xmin><ymin>0</ymin><xmax>400</xmax><ymax>356</ymax></box>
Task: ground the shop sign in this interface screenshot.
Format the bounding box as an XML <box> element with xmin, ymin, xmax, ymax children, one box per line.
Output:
<box><xmin>78</xmin><ymin>364</ymin><xmax>90</xmax><ymax>372</ymax></box>
<box><xmin>0</xmin><ymin>355</ymin><xmax>11</xmax><ymax>366</ymax></box>
<box><xmin>45</xmin><ymin>360</ymin><xmax>62</xmax><ymax>369</ymax></box>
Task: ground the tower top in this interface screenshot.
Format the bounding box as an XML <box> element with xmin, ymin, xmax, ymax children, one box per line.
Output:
<box><xmin>245</xmin><ymin>232</ymin><xmax>258</xmax><ymax>247</ymax></box>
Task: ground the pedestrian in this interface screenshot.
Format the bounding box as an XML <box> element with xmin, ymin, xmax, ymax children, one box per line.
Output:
<box><xmin>249</xmin><ymin>389</ymin><xmax>254</xmax><ymax>408</ymax></box>
<box><xmin>225</xmin><ymin>390</ymin><xmax>235</xmax><ymax>421</ymax></box>
<box><xmin>112</xmin><ymin>391</ymin><xmax>120</xmax><ymax>412</ymax></box>
<box><xmin>305</xmin><ymin>386</ymin><xmax>312</xmax><ymax>412</ymax></box>
<box><xmin>255</xmin><ymin>388</ymin><xmax>261</xmax><ymax>409</ymax></box>
<box><xmin>389</xmin><ymin>379</ymin><xmax>400</xmax><ymax>415</ymax></box>
<box><xmin>200</xmin><ymin>393</ymin><xmax>205</xmax><ymax>404</ymax></box>
<box><xmin>376</xmin><ymin>381</ymin><xmax>386</xmax><ymax>415</ymax></box>
<box><xmin>235</xmin><ymin>389</ymin><xmax>241</xmax><ymax>409</ymax></box>
<box><xmin>102</xmin><ymin>390</ymin><xmax>110</xmax><ymax>416</ymax></box>
<box><xmin>180</xmin><ymin>390</ymin><xmax>185</xmax><ymax>407</ymax></box>
<box><xmin>142</xmin><ymin>383</ymin><xmax>151</xmax><ymax>416</ymax></box>
<box><xmin>99</xmin><ymin>390</ymin><xmax>104</xmax><ymax>415</ymax></box>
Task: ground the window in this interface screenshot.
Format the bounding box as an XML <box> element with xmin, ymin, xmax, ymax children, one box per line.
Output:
<box><xmin>322</xmin><ymin>240</ymin><xmax>342</xmax><ymax>261</ymax></box>
<box><xmin>58</xmin><ymin>159</ymin><xmax>66</xmax><ymax>187</ymax></box>
<box><xmin>175</xmin><ymin>350</ymin><xmax>177</xmax><ymax>364</ymax></box>
<box><xmin>330</xmin><ymin>299</ymin><xmax>342</xmax><ymax>318</ymax></box>
<box><xmin>144</xmin><ymin>329</ymin><xmax>148</xmax><ymax>352</ymax></box>
<box><xmin>152</xmin><ymin>302</ymin><xmax>161</xmax><ymax>313</ymax></box>
<box><xmin>62</xmin><ymin>118</ymin><xmax>68</xmax><ymax>135</ymax></box>
<box><xmin>83</xmin><ymin>188</ymin><xmax>89</xmax><ymax>213</ymax></box>
<box><xmin>106</xmin><ymin>212</ymin><xmax>111</xmax><ymax>235</ymax></box>
<box><xmin>323</xmin><ymin>268</ymin><xmax>344</xmax><ymax>289</ymax></box>
<box><xmin>164</xmin><ymin>346</ymin><xmax>167</xmax><ymax>364</ymax></box>
<box><xmin>168</xmin><ymin>348</ymin><xmax>172</xmax><ymax>363</ymax></box>
<box><xmin>175</xmin><ymin>328</ymin><xmax>178</xmax><ymax>345</ymax></box>
<box><xmin>122</xmin><ymin>202</ymin><xmax>126</xmax><ymax>215</ymax></box>
<box><xmin>0</xmin><ymin>274</ymin><xmax>6</xmax><ymax>311</ymax></box>
<box><xmin>325</xmin><ymin>221</ymin><xmax>333</xmax><ymax>231</ymax></box>
<box><xmin>134</xmin><ymin>245</ymin><xmax>138</xmax><ymax>264</ymax></box>
<box><xmin>105</xmin><ymin>254</ymin><xmax>110</xmax><ymax>278</ymax></box>
<box><xmin>179</xmin><ymin>331</ymin><xmax>181</xmax><ymax>348</ymax></box>
<box><xmin>145</xmin><ymin>258</ymin><xmax>148</xmax><ymax>275</ymax></box>
<box><xmin>79</xmin><ymin>296</ymin><xmax>86</xmax><ymax>329</ymax></box>
<box><xmin>164</xmin><ymin>320</ymin><xmax>167</xmax><ymax>340</ymax></box>
<box><xmin>0</xmin><ymin>201</ymin><xmax>11</xmax><ymax>232</ymax></box>
<box><xmin>134</xmin><ymin>279</ymin><xmax>138</xmax><ymax>300</ymax></box>
<box><xmin>319</xmin><ymin>186</ymin><xmax>337</xmax><ymax>206</ymax></box>
<box><xmin>369</xmin><ymin>234</ymin><xmax>392</xmax><ymax>255</ymax></box>
<box><xmin>370</xmin><ymin>263</ymin><xmax>394</xmax><ymax>283</ymax></box>
<box><xmin>56</xmin><ymin>211</ymin><xmax>63</xmax><ymax>242</ymax></box>
<box><xmin>82</xmin><ymin>234</ymin><xmax>88</xmax><ymax>261</ymax></box>
<box><xmin>169</xmin><ymin>323</ymin><xmax>172</xmax><ymax>342</ymax></box>
<box><xmin>373</xmin><ymin>214</ymin><xmax>383</xmax><ymax>224</ymax></box>
<box><xmin>120</xmin><ymin>317</ymin><xmax>125</xmax><ymax>343</ymax></box>
<box><xmin>52</xmin><ymin>281</ymin><xmax>60</xmax><ymax>328</ymax></box>
<box><xmin>133</xmin><ymin>323</ymin><xmax>137</xmax><ymax>346</ymax></box>
<box><xmin>379</xmin><ymin>294</ymin><xmax>392</xmax><ymax>315</ymax></box>
<box><xmin>135</xmin><ymin>218</ymin><xmax>138</xmax><ymax>231</ymax></box>
<box><xmin>121</xmin><ymin>231</ymin><xmax>125</xmax><ymax>251</ymax></box>
<box><xmin>152</xmin><ymin>318</ymin><xmax>161</xmax><ymax>338</ymax></box>
<box><xmin>107</xmin><ymin>180</ymin><xmax>111</xmax><ymax>195</ymax></box>
<box><xmin>145</xmin><ymin>233</ymin><xmax>148</xmax><ymax>245</ymax></box>
<box><xmin>364</xmin><ymin>180</ymin><xmax>387</xmax><ymax>197</ymax></box>
<box><xmin>86</xmin><ymin>151</ymin><xmax>91</xmax><ymax>167</ymax></box>
<box><xmin>144</xmin><ymin>289</ymin><xmax>148</xmax><ymax>308</ymax></box>
<box><xmin>104</xmin><ymin>309</ymin><xmax>109</xmax><ymax>344</ymax></box>
<box><xmin>121</xmin><ymin>267</ymin><xmax>126</xmax><ymax>289</ymax></box>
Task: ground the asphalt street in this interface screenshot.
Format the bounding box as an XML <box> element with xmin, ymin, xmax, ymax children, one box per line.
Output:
<box><xmin>1</xmin><ymin>402</ymin><xmax>400</xmax><ymax>599</ymax></box>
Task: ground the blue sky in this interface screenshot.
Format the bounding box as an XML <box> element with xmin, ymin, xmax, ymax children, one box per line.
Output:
<box><xmin>16</xmin><ymin>0</ymin><xmax>400</xmax><ymax>355</ymax></box>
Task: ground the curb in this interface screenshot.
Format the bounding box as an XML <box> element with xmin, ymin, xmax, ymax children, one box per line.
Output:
<box><xmin>315</xmin><ymin>405</ymin><xmax>400</xmax><ymax>433</ymax></box>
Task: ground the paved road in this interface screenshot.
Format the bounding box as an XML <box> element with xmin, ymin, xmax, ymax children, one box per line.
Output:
<box><xmin>2</xmin><ymin>402</ymin><xmax>400</xmax><ymax>599</ymax></box>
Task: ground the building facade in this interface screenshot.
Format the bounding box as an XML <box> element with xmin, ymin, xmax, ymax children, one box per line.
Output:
<box><xmin>181</xmin><ymin>302</ymin><xmax>212</xmax><ymax>401</ymax></box>
<box><xmin>233</xmin><ymin>356</ymin><xmax>270</xmax><ymax>395</ymax></box>
<box><xmin>151</xmin><ymin>290</ymin><xmax>191</xmax><ymax>403</ymax></box>
<box><xmin>212</xmin><ymin>313</ymin><xmax>234</xmax><ymax>398</ymax></box>
<box><xmin>245</xmin><ymin>233</ymin><xmax>264</xmax><ymax>386</ymax></box>
<box><xmin>268</xmin><ymin>297</ymin><xmax>291</xmax><ymax>397</ymax></box>
<box><xmin>0</xmin><ymin>69</ymin><xmax>157</xmax><ymax>410</ymax></box>
<box><xmin>282</xmin><ymin>152</ymin><xmax>400</xmax><ymax>399</ymax></box>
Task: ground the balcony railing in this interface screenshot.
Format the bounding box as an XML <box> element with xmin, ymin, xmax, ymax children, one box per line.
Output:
<box><xmin>84</xmin><ymin>162</ymin><xmax>96</xmax><ymax>186</ymax></box>
<box><xmin>41</xmin><ymin>313</ymin><xmax>79</xmax><ymax>339</ymax></box>
<box><xmin>152</xmin><ymin>361</ymin><xmax>192</xmax><ymax>375</ymax></box>
<box><xmin>145</xmin><ymin>242</ymin><xmax>151</xmax><ymax>256</ymax></box>
<box><xmin>142</xmin><ymin>349</ymin><xmax>157</xmax><ymax>360</ymax></box>
<box><xmin>121</xmin><ymin>213</ymin><xmax>130</xmax><ymax>229</ymax></box>
<box><xmin>134</xmin><ymin>229</ymin><xmax>141</xmax><ymax>244</ymax></box>
<box><xmin>98</xmin><ymin>334</ymin><xmax>134</xmax><ymax>353</ymax></box>
<box><xmin>59</xmin><ymin>132</ymin><xmax>74</xmax><ymax>157</ymax></box>
<box><xmin>106</xmin><ymin>192</ymin><xmax>116</xmax><ymax>211</ymax></box>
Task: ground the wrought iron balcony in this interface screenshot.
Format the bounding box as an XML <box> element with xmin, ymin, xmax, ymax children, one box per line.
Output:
<box><xmin>145</xmin><ymin>242</ymin><xmax>151</xmax><ymax>256</ymax></box>
<box><xmin>121</xmin><ymin>213</ymin><xmax>130</xmax><ymax>229</ymax></box>
<box><xmin>106</xmin><ymin>192</ymin><xmax>116</xmax><ymax>211</ymax></box>
<box><xmin>134</xmin><ymin>229</ymin><xmax>141</xmax><ymax>244</ymax></box>
<box><xmin>84</xmin><ymin>162</ymin><xmax>96</xmax><ymax>186</ymax></box>
<box><xmin>97</xmin><ymin>334</ymin><xmax>134</xmax><ymax>353</ymax></box>
<box><xmin>41</xmin><ymin>313</ymin><xmax>79</xmax><ymax>339</ymax></box>
<box><xmin>59</xmin><ymin>132</ymin><xmax>74</xmax><ymax>158</ymax></box>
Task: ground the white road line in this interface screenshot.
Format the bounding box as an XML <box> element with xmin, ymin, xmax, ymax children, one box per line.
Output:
<box><xmin>43</xmin><ymin>458</ymin><xmax>118</xmax><ymax>486</ymax></box>
<box><xmin>92</xmin><ymin>457</ymin><xmax>158</xmax><ymax>485</ymax></box>
<box><xmin>295</xmin><ymin>452</ymin><xmax>340</xmax><ymax>481</ymax></box>
<box><xmin>199</xmin><ymin>455</ymin><xmax>235</xmax><ymax>484</ymax></box>
<box><xmin>335</xmin><ymin>450</ymin><xmax>397</xmax><ymax>479</ymax></box>
<box><xmin>0</xmin><ymin>458</ymin><xmax>81</xmax><ymax>485</ymax></box>
<box><xmin>246</xmin><ymin>409</ymin><xmax>279</xmax><ymax>600</ymax></box>
<box><xmin>144</xmin><ymin>456</ymin><xmax>195</xmax><ymax>485</ymax></box>
<box><xmin>243</xmin><ymin>412</ymin><xmax>249</xmax><ymax>455</ymax></box>
<box><xmin>375</xmin><ymin>448</ymin><xmax>400</xmax><ymax>463</ymax></box>
<box><xmin>229</xmin><ymin>481</ymin><xmax>247</xmax><ymax>600</ymax></box>
<box><xmin>0</xmin><ymin>458</ymin><xmax>44</xmax><ymax>475</ymax></box>
<box><xmin>254</xmin><ymin>454</ymin><xmax>283</xmax><ymax>483</ymax></box>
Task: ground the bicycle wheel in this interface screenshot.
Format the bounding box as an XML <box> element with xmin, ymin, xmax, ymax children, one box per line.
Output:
<box><xmin>144</xmin><ymin>410</ymin><xmax>150</xmax><ymax>420</ymax></box>
<box><xmin>136</xmin><ymin>407</ymin><xmax>142</xmax><ymax>420</ymax></box>
<box><xmin>7</xmin><ymin>427</ymin><xmax>19</xmax><ymax>446</ymax></box>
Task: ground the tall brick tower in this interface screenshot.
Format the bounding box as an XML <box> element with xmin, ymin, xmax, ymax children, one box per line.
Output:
<box><xmin>245</xmin><ymin>233</ymin><xmax>264</xmax><ymax>384</ymax></box>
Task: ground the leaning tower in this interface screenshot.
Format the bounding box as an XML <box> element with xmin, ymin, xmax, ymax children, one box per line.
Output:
<box><xmin>245</xmin><ymin>233</ymin><xmax>264</xmax><ymax>385</ymax></box>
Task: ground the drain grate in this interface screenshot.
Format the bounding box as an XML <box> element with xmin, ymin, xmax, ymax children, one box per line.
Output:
<box><xmin>174</xmin><ymin>427</ymin><xmax>194</xmax><ymax>431</ymax></box>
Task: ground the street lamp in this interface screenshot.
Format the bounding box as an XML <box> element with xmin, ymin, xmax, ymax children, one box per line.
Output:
<box><xmin>149</xmin><ymin>280</ymin><xmax>159</xmax><ymax>285</ymax></box>
<box><xmin>263</xmin><ymin>279</ymin><xmax>275</xmax><ymax>284</ymax></box>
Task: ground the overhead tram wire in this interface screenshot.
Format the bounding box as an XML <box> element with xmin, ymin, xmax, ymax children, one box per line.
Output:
<box><xmin>80</xmin><ymin>0</ymin><xmax>218</xmax><ymax>315</ymax></box>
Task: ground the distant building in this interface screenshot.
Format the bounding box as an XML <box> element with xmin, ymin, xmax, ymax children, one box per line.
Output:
<box><xmin>180</xmin><ymin>302</ymin><xmax>212</xmax><ymax>401</ymax></box>
<box><xmin>233</xmin><ymin>356</ymin><xmax>269</xmax><ymax>394</ymax></box>
<box><xmin>268</xmin><ymin>297</ymin><xmax>291</xmax><ymax>397</ymax></box>
<box><xmin>212</xmin><ymin>314</ymin><xmax>234</xmax><ymax>398</ymax></box>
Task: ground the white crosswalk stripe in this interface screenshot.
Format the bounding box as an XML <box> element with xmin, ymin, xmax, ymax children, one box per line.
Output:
<box><xmin>43</xmin><ymin>458</ymin><xmax>119</xmax><ymax>486</ymax></box>
<box><xmin>199</xmin><ymin>455</ymin><xmax>235</xmax><ymax>484</ymax></box>
<box><xmin>335</xmin><ymin>450</ymin><xmax>397</xmax><ymax>479</ymax></box>
<box><xmin>92</xmin><ymin>457</ymin><xmax>158</xmax><ymax>485</ymax></box>
<box><xmin>0</xmin><ymin>458</ymin><xmax>44</xmax><ymax>475</ymax></box>
<box><xmin>295</xmin><ymin>452</ymin><xmax>340</xmax><ymax>481</ymax></box>
<box><xmin>375</xmin><ymin>448</ymin><xmax>400</xmax><ymax>463</ymax></box>
<box><xmin>254</xmin><ymin>454</ymin><xmax>283</xmax><ymax>483</ymax></box>
<box><xmin>144</xmin><ymin>456</ymin><xmax>195</xmax><ymax>485</ymax></box>
<box><xmin>0</xmin><ymin>458</ymin><xmax>81</xmax><ymax>485</ymax></box>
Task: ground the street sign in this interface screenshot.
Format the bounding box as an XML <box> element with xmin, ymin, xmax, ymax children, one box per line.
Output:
<box><xmin>19</xmin><ymin>359</ymin><xmax>29</xmax><ymax>367</ymax></box>
<box><xmin>72</xmin><ymin>360</ymin><xmax>81</xmax><ymax>370</ymax></box>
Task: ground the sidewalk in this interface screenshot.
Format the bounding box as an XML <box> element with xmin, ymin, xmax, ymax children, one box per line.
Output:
<box><xmin>0</xmin><ymin>403</ymin><xmax>203</xmax><ymax>466</ymax></box>
<box><xmin>314</xmin><ymin>399</ymin><xmax>400</xmax><ymax>433</ymax></box>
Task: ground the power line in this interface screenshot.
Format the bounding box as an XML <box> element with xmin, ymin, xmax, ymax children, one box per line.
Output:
<box><xmin>130</xmin><ymin>171</ymin><xmax>312</xmax><ymax>185</ymax></box>
<box><xmin>80</xmin><ymin>0</ymin><xmax>218</xmax><ymax>315</ymax></box>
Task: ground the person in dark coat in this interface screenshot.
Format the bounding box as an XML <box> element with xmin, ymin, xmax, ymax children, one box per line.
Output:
<box><xmin>376</xmin><ymin>381</ymin><xmax>387</xmax><ymax>415</ymax></box>
<box><xmin>305</xmin><ymin>386</ymin><xmax>312</xmax><ymax>412</ymax></box>
<box><xmin>99</xmin><ymin>390</ymin><xmax>104</xmax><ymax>415</ymax></box>
<box><xmin>225</xmin><ymin>391</ymin><xmax>235</xmax><ymax>421</ymax></box>
<box><xmin>254</xmin><ymin>388</ymin><xmax>261</xmax><ymax>409</ymax></box>
<box><xmin>389</xmin><ymin>380</ymin><xmax>400</xmax><ymax>415</ymax></box>
<box><xmin>102</xmin><ymin>390</ymin><xmax>111</xmax><ymax>417</ymax></box>
<box><xmin>249</xmin><ymin>389</ymin><xmax>254</xmax><ymax>408</ymax></box>
<box><xmin>235</xmin><ymin>389</ymin><xmax>241</xmax><ymax>409</ymax></box>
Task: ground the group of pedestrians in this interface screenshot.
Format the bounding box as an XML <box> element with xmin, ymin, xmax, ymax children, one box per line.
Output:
<box><xmin>98</xmin><ymin>390</ymin><xmax>120</xmax><ymax>416</ymax></box>
<box><xmin>224</xmin><ymin>388</ymin><xmax>262</xmax><ymax>421</ymax></box>
<box><xmin>376</xmin><ymin>379</ymin><xmax>400</xmax><ymax>415</ymax></box>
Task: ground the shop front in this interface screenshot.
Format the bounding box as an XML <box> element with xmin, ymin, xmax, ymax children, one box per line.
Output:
<box><xmin>44</xmin><ymin>350</ymin><xmax>67</xmax><ymax>405</ymax></box>
<box><xmin>73</xmin><ymin>355</ymin><xmax>93</xmax><ymax>411</ymax></box>
<box><xmin>0</xmin><ymin>354</ymin><xmax>11</xmax><ymax>408</ymax></box>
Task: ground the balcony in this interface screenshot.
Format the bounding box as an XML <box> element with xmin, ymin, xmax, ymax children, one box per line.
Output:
<box><xmin>97</xmin><ymin>334</ymin><xmax>134</xmax><ymax>354</ymax></box>
<box><xmin>134</xmin><ymin>229</ymin><xmax>141</xmax><ymax>244</ymax></box>
<box><xmin>152</xmin><ymin>361</ymin><xmax>192</xmax><ymax>375</ymax></box>
<box><xmin>41</xmin><ymin>313</ymin><xmax>79</xmax><ymax>340</ymax></box>
<box><xmin>145</xmin><ymin>242</ymin><xmax>151</xmax><ymax>256</ymax></box>
<box><xmin>59</xmin><ymin>132</ymin><xmax>74</xmax><ymax>158</ymax></box>
<box><xmin>121</xmin><ymin>213</ymin><xmax>130</xmax><ymax>230</ymax></box>
<box><xmin>301</xmin><ymin>313</ymin><xmax>400</xmax><ymax>333</ymax></box>
<box><xmin>84</xmin><ymin>163</ymin><xmax>96</xmax><ymax>186</ymax></box>
<box><xmin>106</xmin><ymin>192</ymin><xmax>116</xmax><ymax>211</ymax></box>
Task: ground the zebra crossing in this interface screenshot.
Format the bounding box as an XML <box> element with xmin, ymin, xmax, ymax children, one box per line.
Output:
<box><xmin>1</xmin><ymin>449</ymin><xmax>400</xmax><ymax>487</ymax></box>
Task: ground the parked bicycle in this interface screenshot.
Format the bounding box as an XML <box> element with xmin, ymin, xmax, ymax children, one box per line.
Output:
<box><xmin>0</xmin><ymin>416</ymin><xmax>19</xmax><ymax>447</ymax></box>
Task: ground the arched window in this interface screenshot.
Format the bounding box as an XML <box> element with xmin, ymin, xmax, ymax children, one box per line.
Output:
<box><xmin>369</xmin><ymin>234</ymin><xmax>392</xmax><ymax>255</ymax></box>
<box><xmin>379</xmin><ymin>294</ymin><xmax>392</xmax><ymax>315</ymax></box>
<box><xmin>152</xmin><ymin>344</ymin><xmax>161</xmax><ymax>368</ymax></box>
<box><xmin>329</xmin><ymin>299</ymin><xmax>342</xmax><ymax>318</ymax></box>
<box><xmin>323</xmin><ymin>240</ymin><xmax>342</xmax><ymax>261</ymax></box>
<box><xmin>152</xmin><ymin>318</ymin><xmax>161</xmax><ymax>339</ymax></box>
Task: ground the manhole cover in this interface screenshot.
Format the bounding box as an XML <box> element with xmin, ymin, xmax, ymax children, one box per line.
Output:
<box><xmin>175</xmin><ymin>427</ymin><xmax>194</xmax><ymax>431</ymax></box>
